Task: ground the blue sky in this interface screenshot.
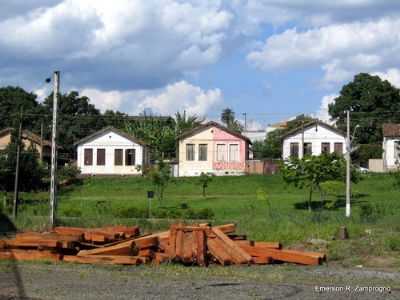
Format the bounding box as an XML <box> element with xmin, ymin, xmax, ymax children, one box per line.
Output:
<box><xmin>1</xmin><ymin>1</ymin><xmax>400</xmax><ymax>129</ymax></box>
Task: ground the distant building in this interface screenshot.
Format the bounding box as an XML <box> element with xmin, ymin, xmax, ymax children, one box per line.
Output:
<box><xmin>74</xmin><ymin>127</ymin><xmax>149</xmax><ymax>175</ymax></box>
<box><xmin>0</xmin><ymin>127</ymin><xmax>51</xmax><ymax>161</ymax></box>
<box><xmin>382</xmin><ymin>123</ymin><xmax>400</xmax><ymax>170</ymax></box>
<box><xmin>281</xmin><ymin>120</ymin><xmax>346</xmax><ymax>160</ymax></box>
<box><xmin>177</xmin><ymin>121</ymin><xmax>251</xmax><ymax>176</ymax></box>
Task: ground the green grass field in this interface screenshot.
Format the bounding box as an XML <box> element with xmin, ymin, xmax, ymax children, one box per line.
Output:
<box><xmin>4</xmin><ymin>173</ymin><xmax>400</xmax><ymax>268</ymax></box>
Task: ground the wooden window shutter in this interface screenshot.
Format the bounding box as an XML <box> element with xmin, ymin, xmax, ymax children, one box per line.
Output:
<box><xmin>97</xmin><ymin>149</ymin><xmax>106</xmax><ymax>165</ymax></box>
<box><xmin>84</xmin><ymin>148</ymin><xmax>93</xmax><ymax>165</ymax></box>
<box><xmin>114</xmin><ymin>149</ymin><xmax>123</xmax><ymax>166</ymax></box>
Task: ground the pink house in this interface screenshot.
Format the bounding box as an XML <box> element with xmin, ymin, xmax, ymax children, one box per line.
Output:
<box><xmin>177</xmin><ymin>122</ymin><xmax>251</xmax><ymax>176</ymax></box>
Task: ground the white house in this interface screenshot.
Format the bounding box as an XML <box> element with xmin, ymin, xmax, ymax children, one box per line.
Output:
<box><xmin>75</xmin><ymin>127</ymin><xmax>149</xmax><ymax>175</ymax></box>
<box><xmin>282</xmin><ymin>120</ymin><xmax>346</xmax><ymax>160</ymax></box>
<box><xmin>382</xmin><ymin>123</ymin><xmax>400</xmax><ymax>170</ymax></box>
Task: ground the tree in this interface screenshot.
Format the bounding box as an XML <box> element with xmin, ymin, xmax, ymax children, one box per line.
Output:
<box><xmin>329</xmin><ymin>73</ymin><xmax>400</xmax><ymax>145</ymax></box>
<box><xmin>281</xmin><ymin>154</ymin><xmax>359</xmax><ymax>211</ymax></box>
<box><xmin>255</xmin><ymin>115</ymin><xmax>314</xmax><ymax>159</ymax></box>
<box><xmin>0</xmin><ymin>136</ymin><xmax>45</xmax><ymax>193</ymax></box>
<box><xmin>220</xmin><ymin>108</ymin><xmax>243</xmax><ymax>132</ymax></box>
<box><xmin>175</xmin><ymin>111</ymin><xmax>203</xmax><ymax>136</ymax></box>
<box><xmin>125</xmin><ymin>116</ymin><xmax>176</xmax><ymax>159</ymax></box>
<box><xmin>148</xmin><ymin>160</ymin><xmax>171</xmax><ymax>203</ymax></box>
<box><xmin>0</xmin><ymin>86</ymin><xmax>41</xmax><ymax>132</ymax></box>
<box><xmin>41</xmin><ymin>91</ymin><xmax>106</xmax><ymax>157</ymax></box>
<box><xmin>199</xmin><ymin>172</ymin><xmax>212</xmax><ymax>197</ymax></box>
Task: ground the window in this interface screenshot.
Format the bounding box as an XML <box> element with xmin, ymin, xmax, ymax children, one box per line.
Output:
<box><xmin>125</xmin><ymin>149</ymin><xmax>136</xmax><ymax>166</ymax></box>
<box><xmin>199</xmin><ymin>144</ymin><xmax>207</xmax><ymax>161</ymax></box>
<box><xmin>334</xmin><ymin>143</ymin><xmax>343</xmax><ymax>155</ymax></box>
<box><xmin>229</xmin><ymin>144</ymin><xmax>239</xmax><ymax>161</ymax></box>
<box><xmin>114</xmin><ymin>149</ymin><xmax>123</xmax><ymax>166</ymax></box>
<box><xmin>217</xmin><ymin>144</ymin><xmax>227</xmax><ymax>161</ymax></box>
<box><xmin>394</xmin><ymin>141</ymin><xmax>400</xmax><ymax>160</ymax></box>
<box><xmin>290</xmin><ymin>143</ymin><xmax>299</xmax><ymax>158</ymax></box>
<box><xmin>84</xmin><ymin>148</ymin><xmax>93</xmax><ymax>165</ymax></box>
<box><xmin>321</xmin><ymin>143</ymin><xmax>330</xmax><ymax>154</ymax></box>
<box><xmin>186</xmin><ymin>144</ymin><xmax>195</xmax><ymax>161</ymax></box>
<box><xmin>303</xmin><ymin>143</ymin><xmax>312</xmax><ymax>156</ymax></box>
<box><xmin>97</xmin><ymin>149</ymin><xmax>106</xmax><ymax>165</ymax></box>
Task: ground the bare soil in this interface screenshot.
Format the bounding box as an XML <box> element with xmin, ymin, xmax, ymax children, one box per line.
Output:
<box><xmin>0</xmin><ymin>262</ymin><xmax>398</xmax><ymax>300</ymax></box>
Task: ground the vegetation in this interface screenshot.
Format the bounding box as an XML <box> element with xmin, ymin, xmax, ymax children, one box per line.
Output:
<box><xmin>199</xmin><ymin>172</ymin><xmax>213</xmax><ymax>197</ymax></box>
<box><xmin>220</xmin><ymin>108</ymin><xmax>243</xmax><ymax>132</ymax></box>
<box><xmin>147</xmin><ymin>161</ymin><xmax>172</xmax><ymax>203</ymax></box>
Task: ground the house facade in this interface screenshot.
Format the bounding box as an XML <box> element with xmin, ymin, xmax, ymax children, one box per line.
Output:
<box><xmin>177</xmin><ymin>122</ymin><xmax>251</xmax><ymax>177</ymax></box>
<box><xmin>382</xmin><ymin>123</ymin><xmax>400</xmax><ymax>170</ymax></box>
<box><xmin>75</xmin><ymin>127</ymin><xmax>149</xmax><ymax>175</ymax></box>
<box><xmin>0</xmin><ymin>127</ymin><xmax>51</xmax><ymax>161</ymax></box>
<box><xmin>282</xmin><ymin>120</ymin><xmax>346</xmax><ymax>160</ymax></box>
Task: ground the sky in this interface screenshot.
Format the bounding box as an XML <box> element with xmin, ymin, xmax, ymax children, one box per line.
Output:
<box><xmin>1</xmin><ymin>1</ymin><xmax>400</xmax><ymax>129</ymax></box>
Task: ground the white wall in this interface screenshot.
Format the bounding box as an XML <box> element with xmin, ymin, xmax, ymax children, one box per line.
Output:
<box><xmin>178</xmin><ymin>128</ymin><xmax>214</xmax><ymax>177</ymax></box>
<box><xmin>383</xmin><ymin>138</ymin><xmax>400</xmax><ymax>169</ymax></box>
<box><xmin>282</xmin><ymin>125</ymin><xmax>346</xmax><ymax>159</ymax></box>
<box><xmin>77</xmin><ymin>131</ymin><xmax>144</xmax><ymax>175</ymax></box>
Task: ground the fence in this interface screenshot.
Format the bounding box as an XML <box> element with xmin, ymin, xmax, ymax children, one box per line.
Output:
<box><xmin>245</xmin><ymin>159</ymin><xmax>281</xmax><ymax>175</ymax></box>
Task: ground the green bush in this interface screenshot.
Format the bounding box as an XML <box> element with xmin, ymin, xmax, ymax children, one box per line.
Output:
<box><xmin>58</xmin><ymin>165</ymin><xmax>81</xmax><ymax>185</ymax></box>
<box><xmin>62</xmin><ymin>207</ymin><xmax>82</xmax><ymax>217</ymax></box>
<box><xmin>113</xmin><ymin>206</ymin><xmax>147</xmax><ymax>218</ymax></box>
<box><xmin>384</xmin><ymin>236</ymin><xmax>400</xmax><ymax>251</ymax></box>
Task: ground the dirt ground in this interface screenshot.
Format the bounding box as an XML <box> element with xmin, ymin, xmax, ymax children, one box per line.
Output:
<box><xmin>0</xmin><ymin>261</ymin><xmax>398</xmax><ymax>300</ymax></box>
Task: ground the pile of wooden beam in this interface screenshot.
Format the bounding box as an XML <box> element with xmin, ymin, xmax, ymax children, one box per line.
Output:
<box><xmin>0</xmin><ymin>223</ymin><xmax>326</xmax><ymax>266</ymax></box>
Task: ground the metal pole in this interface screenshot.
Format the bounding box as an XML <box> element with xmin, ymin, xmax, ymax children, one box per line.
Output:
<box><xmin>301</xmin><ymin>121</ymin><xmax>304</xmax><ymax>158</ymax></box>
<box><xmin>243</xmin><ymin>113</ymin><xmax>247</xmax><ymax>131</ymax></box>
<box><xmin>40</xmin><ymin>122</ymin><xmax>44</xmax><ymax>162</ymax></box>
<box><xmin>12</xmin><ymin>109</ymin><xmax>23</xmax><ymax>219</ymax></box>
<box><xmin>345</xmin><ymin>110</ymin><xmax>351</xmax><ymax>218</ymax></box>
<box><xmin>50</xmin><ymin>71</ymin><xmax>60</xmax><ymax>227</ymax></box>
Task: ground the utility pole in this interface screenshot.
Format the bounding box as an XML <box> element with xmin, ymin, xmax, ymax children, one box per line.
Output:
<box><xmin>12</xmin><ymin>109</ymin><xmax>23</xmax><ymax>219</ymax></box>
<box><xmin>40</xmin><ymin>122</ymin><xmax>44</xmax><ymax>162</ymax></box>
<box><xmin>300</xmin><ymin>120</ymin><xmax>305</xmax><ymax>159</ymax></box>
<box><xmin>50</xmin><ymin>71</ymin><xmax>60</xmax><ymax>227</ymax></box>
<box><xmin>242</xmin><ymin>113</ymin><xmax>247</xmax><ymax>131</ymax></box>
<box><xmin>345</xmin><ymin>110</ymin><xmax>351</xmax><ymax>218</ymax></box>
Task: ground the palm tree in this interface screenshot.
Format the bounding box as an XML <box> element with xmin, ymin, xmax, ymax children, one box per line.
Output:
<box><xmin>175</xmin><ymin>111</ymin><xmax>204</xmax><ymax>135</ymax></box>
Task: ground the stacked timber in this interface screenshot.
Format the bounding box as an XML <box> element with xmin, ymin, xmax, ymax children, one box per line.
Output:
<box><xmin>0</xmin><ymin>223</ymin><xmax>326</xmax><ymax>266</ymax></box>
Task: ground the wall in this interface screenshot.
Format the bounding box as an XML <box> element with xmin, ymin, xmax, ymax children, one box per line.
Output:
<box><xmin>282</xmin><ymin>125</ymin><xmax>346</xmax><ymax>160</ymax></box>
<box><xmin>77</xmin><ymin>131</ymin><xmax>143</xmax><ymax>175</ymax></box>
<box><xmin>178</xmin><ymin>126</ymin><xmax>248</xmax><ymax>176</ymax></box>
<box><xmin>383</xmin><ymin>138</ymin><xmax>399</xmax><ymax>169</ymax></box>
<box><xmin>178</xmin><ymin>127</ymin><xmax>214</xmax><ymax>177</ymax></box>
<box><xmin>0</xmin><ymin>132</ymin><xmax>44</xmax><ymax>158</ymax></box>
<box><xmin>369</xmin><ymin>159</ymin><xmax>384</xmax><ymax>172</ymax></box>
<box><xmin>0</xmin><ymin>133</ymin><xmax>11</xmax><ymax>150</ymax></box>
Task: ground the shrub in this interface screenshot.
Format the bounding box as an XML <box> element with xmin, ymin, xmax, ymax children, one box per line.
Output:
<box><xmin>58</xmin><ymin>165</ymin><xmax>81</xmax><ymax>185</ymax></box>
<box><xmin>113</xmin><ymin>206</ymin><xmax>147</xmax><ymax>218</ymax></box>
<box><xmin>62</xmin><ymin>207</ymin><xmax>82</xmax><ymax>217</ymax></box>
<box><xmin>384</xmin><ymin>236</ymin><xmax>400</xmax><ymax>251</ymax></box>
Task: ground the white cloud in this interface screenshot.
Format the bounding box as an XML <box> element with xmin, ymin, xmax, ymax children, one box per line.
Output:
<box><xmin>79</xmin><ymin>81</ymin><xmax>223</xmax><ymax>116</ymax></box>
<box><xmin>315</xmin><ymin>94</ymin><xmax>338</xmax><ymax>123</ymax></box>
<box><xmin>374</xmin><ymin>68</ymin><xmax>400</xmax><ymax>88</ymax></box>
<box><xmin>134</xmin><ymin>81</ymin><xmax>223</xmax><ymax>116</ymax></box>
<box><xmin>0</xmin><ymin>0</ymin><xmax>233</xmax><ymax>90</ymax></box>
<box><xmin>247</xmin><ymin>17</ymin><xmax>400</xmax><ymax>85</ymax></box>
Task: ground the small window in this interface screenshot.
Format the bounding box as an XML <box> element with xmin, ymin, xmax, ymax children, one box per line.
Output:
<box><xmin>303</xmin><ymin>143</ymin><xmax>312</xmax><ymax>156</ymax></box>
<box><xmin>321</xmin><ymin>143</ymin><xmax>330</xmax><ymax>154</ymax></box>
<box><xmin>114</xmin><ymin>149</ymin><xmax>123</xmax><ymax>166</ymax></box>
<box><xmin>334</xmin><ymin>143</ymin><xmax>343</xmax><ymax>155</ymax></box>
<box><xmin>125</xmin><ymin>149</ymin><xmax>136</xmax><ymax>166</ymax></box>
<box><xmin>84</xmin><ymin>148</ymin><xmax>93</xmax><ymax>165</ymax></box>
<box><xmin>217</xmin><ymin>144</ymin><xmax>226</xmax><ymax>161</ymax></box>
<box><xmin>199</xmin><ymin>144</ymin><xmax>207</xmax><ymax>161</ymax></box>
<box><xmin>290</xmin><ymin>143</ymin><xmax>299</xmax><ymax>158</ymax></box>
<box><xmin>186</xmin><ymin>144</ymin><xmax>195</xmax><ymax>161</ymax></box>
<box><xmin>229</xmin><ymin>144</ymin><xmax>239</xmax><ymax>161</ymax></box>
<box><xmin>97</xmin><ymin>149</ymin><xmax>106</xmax><ymax>165</ymax></box>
